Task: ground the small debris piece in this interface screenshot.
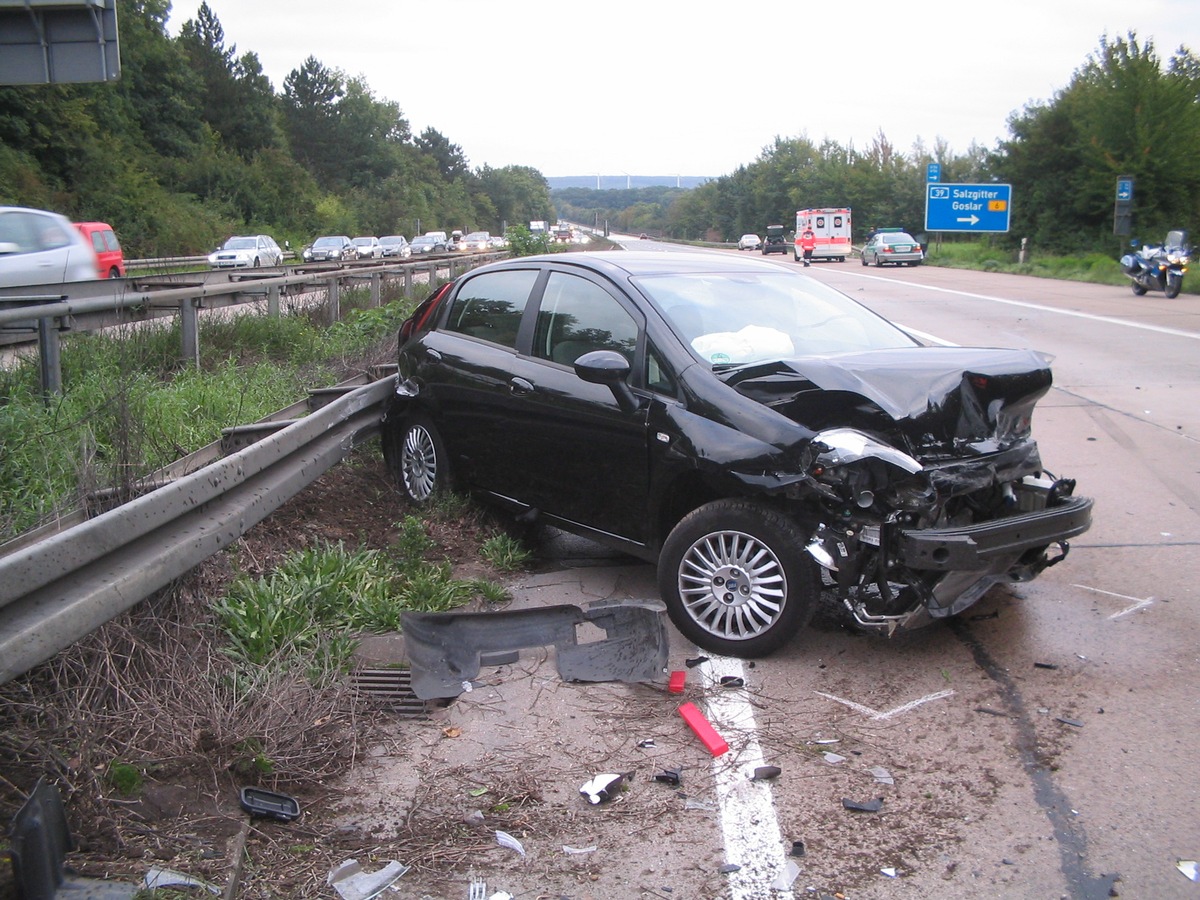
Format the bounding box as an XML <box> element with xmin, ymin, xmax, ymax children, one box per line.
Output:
<box><xmin>813</xmin><ymin>738</ymin><xmax>840</xmax><ymax>745</ymax></box>
<box><xmin>970</xmin><ymin>610</ymin><xmax>999</xmax><ymax>621</ymax></box>
<box><xmin>719</xmin><ymin>675</ymin><xmax>745</xmax><ymax>688</ymax></box>
<box><xmin>579</xmin><ymin>773</ymin><xmax>631</xmax><ymax>805</ymax></box>
<box><xmin>1056</xmin><ymin>717</ymin><xmax>1085</xmax><ymax>728</ymax></box>
<box><xmin>145</xmin><ymin>867</ymin><xmax>220</xmax><ymax>895</ymax></box>
<box><xmin>823</xmin><ymin>752</ymin><xmax>847</xmax><ymax>764</ymax></box>
<box><xmin>684</xmin><ymin>798</ymin><xmax>716</xmax><ymax>811</ymax></box>
<box><xmin>750</xmin><ymin>765</ymin><xmax>782</xmax><ymax>782</ymax></box>
<box><xmin>685</xmin><ymin>656</ymin><xmax>709</xmax><ymax>668</ymax></box>
<box><xmin>495</xmin><ymin>831</ymin><xmax>525</xmax><ymax>857</ymax></box>
<box><xmin>790</xmin><ymin>840</ymin><xmax>806</xmax><ymax>857</ymax></box>
<box><xmin>881</xmin><ymin>867</ymin><xmax>898</xmax><ymax>878</ymax></box>
<box><xmin>562</xmin><ymin>845</ymin><xmax>597</xmax><ymax>855</ymax></box>
<box><xmin>975</xmin><ymin>706</ymin><xmax>1012</xmax><ymax>717</ymax></box>
<box><xmin>327</xmin><ymin>859</ymin><xmax>410</xmax><ymax>900</ymax></box>
<box><xmin>771</xmin><ymin>860</ymin><xmax>801</xmax><ymax>890</ymax></box>
<box><xmin>654</xmin><ymin>768</ymin><xmax>683</xmax><ymax>787</ymax></box>
<box><xmin>487</xmin><ymin>893</ymin><xmax>514</xmax><ymax>900</ymax></box>
<box><xmin>637</xmin><ymin>739</ymin><xmax>656</xmax><ymax>749</ymax></box>
<box><xmin>1034</xmin><ymin>662</ymin><xmax>1059</xmax><ymax>670</ymax></box>
<box><xmin>678</xmin><ymin>702</ymin><xmax>729</xmax><ymax>756</ymax></box>
<box><xmin>1177</xmin><ymin>860</ymin><xmax>1199</xmax><ymax>881</ymax></box>
<box><xmin>463</xmin><ymin>809</ymin><xmax>485</xmax><ymax>826</ymax></box>
<box><xmin>239</xmin><ymin>786</ymin><xmax>300</xmax><ymax>821</ymax></box>
<box><xmin>668</xmin><ymin>671</ymin><xmax>686</xmax><ymax>693</ymax></box>
<box><xmin>842</xmin><ymin>797</ymin><xmax>884</xmax><ymax>813</ymax></box>
<box><xmin>718</xmin><ymin>863</ymin><xmax>742</xmax><ymax>874</ymax></box>
<box><xmin>869</xmin><ymin>766</ymin><xmax>894</xmax><ymax>786</ymax></box>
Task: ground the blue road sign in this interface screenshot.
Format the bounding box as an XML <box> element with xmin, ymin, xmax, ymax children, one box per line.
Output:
<box><xmin>927</xmin><ymin>163</ymin><xmax>941</xmax><ymax>183</ymax></box>
<box><xmin>925</xmin><ymin>183</ymin><xmax>1012</xmax><ymax>233</ymax></box>
<box><xmin>1116</xmin><ymin>178</ymin><xmax>1133</xmax><ymax>201</ymax></box>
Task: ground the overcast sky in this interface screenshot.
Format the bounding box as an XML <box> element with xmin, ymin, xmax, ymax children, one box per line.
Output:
<box><xmin>167</xmin><ymin>0</ymin><xmax>1200</xmax><ymax>179</ymax></box>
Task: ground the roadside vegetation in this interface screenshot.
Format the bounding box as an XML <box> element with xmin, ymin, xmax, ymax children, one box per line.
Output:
<box><xmin>0</xmin><ymin>279</ymin><xmax>534</xmax><ymax>891</ymax></box>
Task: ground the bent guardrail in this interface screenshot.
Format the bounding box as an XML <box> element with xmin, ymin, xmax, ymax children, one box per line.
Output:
<box><xmin>0</xmin><ymin>372</ymin><xmax>399</xmax><ymax>684</ymax></box>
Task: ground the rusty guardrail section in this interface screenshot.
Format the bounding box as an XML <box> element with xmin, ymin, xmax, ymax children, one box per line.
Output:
<box><xmin>0</xmin><ymin>372</ymin><xmax>399</xmax><ymax>684</ymax></box>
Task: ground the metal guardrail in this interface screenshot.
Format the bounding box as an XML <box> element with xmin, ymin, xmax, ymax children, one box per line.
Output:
<box><xmin>0</xmin><ymin>252</ymin><xmax>507</xmax><ymax>394</ymax></box>
<box><xmin>0</xmin><ymin>371</ymin><xmax>399</xmax><ymax>684</ymax></box>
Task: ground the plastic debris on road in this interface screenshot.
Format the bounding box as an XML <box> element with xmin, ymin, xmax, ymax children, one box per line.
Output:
<box><xmin>326</xmin><ymin>859</ymin><xmax>410</xmax><ymax>900</ymax></box>
<box><xmin>495</xmin><ymin>831</ymin><xmax>526</xmax><ymax>856</ymax></box>
<box><xmin>822</xmin><ymin>752</ymin><xmax>847</xmax><ymax>764</ymax></box>
<box><xmin>869</xmin><ymin>766</ymin><xmax>895</xmax><ymax>785</ymax></box>
<box><xmin>678</xmin><ymin>701</ymin><xmax>729</xmax><ymax>756</ymax></box>
<box><xmin>579</xmin><ymin>772</ymin><xmax>630</xmax><ymax>805</ymax></box>
<box><xmin>1178</xmin><ymin>860</ymin><xmax>1199</xmax><ymax>881</ymax></box>
<box><xmin>771</xmin><ymin>860</ymin><xmax>801</xmax><ymax>890</ymax></box>
<box><xmin>842</xmin><ymin>797</ymin><xmax>884</xmax><ymax>813</ymax></box>
<box><xmin>750</xmin><ymin>765</ymin><xmax>781</xmax><ymax>781</ymax></box>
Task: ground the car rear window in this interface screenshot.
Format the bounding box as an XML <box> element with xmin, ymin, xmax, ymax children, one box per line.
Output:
<box><xmin>445</xmin><ymin>269</ymin><xmax>539</xmax><ymax>349</ymax></box>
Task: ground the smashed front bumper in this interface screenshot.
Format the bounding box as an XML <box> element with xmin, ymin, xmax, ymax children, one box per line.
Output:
<box><xmin>897</xmin><ymin>494</ymin><xmax>1093</xmax><ymax>572</ymax></box>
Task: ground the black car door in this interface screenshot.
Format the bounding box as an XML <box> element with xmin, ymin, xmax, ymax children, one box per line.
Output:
<box><xmin>499</xmin><ymin>269</ymin><xmax>653</xmax><ymax>544</ymax></box>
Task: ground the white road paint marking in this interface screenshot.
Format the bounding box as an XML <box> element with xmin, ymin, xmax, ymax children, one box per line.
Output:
<box><xmin>702</xmin><ymin>656</ymin><xmax>788</xmax><ymax>899</ymax></box>
<box><xmin>833</xmin><ymin>270</ymin><xmax>1200</xmax><ymax>341</ymax></box>
<box><xmin>814</xmin><ymin>688</ymin><xmax>956</xmax><ymax>720</ymax></box>
<box><xmin>1072</xmin><ymin>582</ymin><xmax>1155</xmax><ymax>619</ymax></box>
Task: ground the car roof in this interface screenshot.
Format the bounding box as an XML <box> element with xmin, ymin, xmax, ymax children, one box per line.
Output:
<box><xmin>475</xmin><ymin>250</ymin><xmax>795</xmax><ymax>280</ymax></box>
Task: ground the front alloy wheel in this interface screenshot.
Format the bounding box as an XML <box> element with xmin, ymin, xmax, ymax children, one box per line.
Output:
<box><xmin>659</xmin><ymin>500</ymin><xmax>817</xmax><ymax>657</ymax></box>
<box><xmin>395</xmin><ymin>415</ymin><xmax>452</xmax><ymax>504</ymax></box>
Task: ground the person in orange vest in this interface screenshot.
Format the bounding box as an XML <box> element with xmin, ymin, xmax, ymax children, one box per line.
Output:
<box><xmin>799</xmin><ymin>227</ymin><xmax>817</xmax><ymax>267</ymax></box>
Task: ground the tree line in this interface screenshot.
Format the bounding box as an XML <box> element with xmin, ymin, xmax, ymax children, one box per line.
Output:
<box><xmin>1</xmin><ymin>14</ymin><xmax>1195</xmax><ymax>262</ymax></box>
<box><xmin>0</xmin><ymin>0</ymin><xmax>555</xmax><ymax>258</ymax></box>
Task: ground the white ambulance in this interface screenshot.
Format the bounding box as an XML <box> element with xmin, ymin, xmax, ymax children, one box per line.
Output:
<box><xmin>794</xmin><ymin>208</ymin><xmax>852</xmax><ymax>262</ymax></box>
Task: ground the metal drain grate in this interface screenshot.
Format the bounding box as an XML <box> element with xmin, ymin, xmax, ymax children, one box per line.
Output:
<box><xmin>352</xmin><ymin>668</ymin><xmax>444</xmax><ymax>717</ymax></box>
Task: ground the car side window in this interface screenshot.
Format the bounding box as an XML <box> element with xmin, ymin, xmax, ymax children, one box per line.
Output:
<box><xmin>533</xmin><ymin>271</ymin><xmax>639</xmax><ymax>367</ymax></box>
<box><xmin>645</xmin><ymin>341</ymin><xmax>676</xmax><ymax>396</ymax></box>
<box><xmin>445</xmin><ymin>269</ymin><xmax>538</xmax><ymax>349</ymax></box>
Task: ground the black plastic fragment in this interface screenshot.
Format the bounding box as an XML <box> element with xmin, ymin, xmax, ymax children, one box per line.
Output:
<box><xmin>718</xmin><ymin>863</ymin><xmax>741</xmax><ymax>874</ymax></box>
<box><xmin>654</xmin><ymin>768</ymin><xmax>682</xmax><ymax>787</ymax></box>
<box><xmin>750</xmin><ymin>765</ymin><xmax>782</xmax><ymax>782</ymax></box>
<box><xmin>842</xmin><ymin>796</ymin><xmax>884</xmax><ymax>813</ymax></box>
<box><xmin>1034</xmin><ymin>662</ymin><xmax>1059</xmax><ymax>670</ymax></box>
<box><xmin>719</xmin><ymin>675</ymin><xmax>744</xmax><ymax>688</ymax></box>
<box><xmin>791</xmin><ymin>840</ymin><xmax>806</xmax><ymax>857</ymax></box>
<box><xmin>1056</xmin><ymin>717</ymin><xmax>1084</xmax><ymax>728</ymax></box>
<box><xmin>240</xmin><ymin>787</ymin><xmax>301</xmax><ymax>821</ymax></box>
<box><xmin>685</xmin><ymin>656</ymin><xmax>709</xmax><ymax>668</ymax></box>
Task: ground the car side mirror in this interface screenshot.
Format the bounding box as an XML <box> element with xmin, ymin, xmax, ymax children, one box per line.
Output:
<box><xmin>574</xmin><ymin>350</ymin><xmax>640</xmax><ymax>413</ymax></box>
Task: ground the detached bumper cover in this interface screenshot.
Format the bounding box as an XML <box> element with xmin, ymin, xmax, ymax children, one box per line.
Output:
<box><xmin>897</xmin><ymin>495</ymin><xmax>1094</xmax><ymax>572</ymax></box>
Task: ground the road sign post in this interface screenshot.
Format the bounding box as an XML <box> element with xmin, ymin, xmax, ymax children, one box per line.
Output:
<box><xmin>1114</xmin><ymin>176</ymin><xmax>1133</xmax><ymax>236</ymax></box>
<box><xmin>925</xmin><ymin>183</ymin><xmax>1012</xmax><ymax>233</ymax></box>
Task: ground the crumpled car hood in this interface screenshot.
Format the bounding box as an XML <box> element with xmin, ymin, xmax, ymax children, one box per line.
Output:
<box><xmin>722</xmin><ymin>347</ymin><xmax>1054</xmax><ymax>446</ymax></box>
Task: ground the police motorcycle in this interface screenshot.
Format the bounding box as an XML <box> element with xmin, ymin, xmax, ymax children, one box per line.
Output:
<box><xmin>1120</xmin><ymin>230</ymin><xmax>1191</xmax><ymax>299</ymax></box>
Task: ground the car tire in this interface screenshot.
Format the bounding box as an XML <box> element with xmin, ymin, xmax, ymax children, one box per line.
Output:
<box><xmin>386</xmin><ymin>412</ymin><xmax>454</xmax><ymax>505</ymax></box>
<box><xmin>658</xmin><ymin>499</ymin><xmax>818</xmax><ymax>657</ymax></box>
<box><xmin>861</xmin><ymin>253</ymin><xmax>868</xmax><ymax>266</ymax></box>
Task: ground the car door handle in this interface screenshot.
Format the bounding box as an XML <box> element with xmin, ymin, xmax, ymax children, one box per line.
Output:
<box><xmin>510</xmin><ymin>377</ymin><xmax>534</xmax><ymax>394</ymax></box>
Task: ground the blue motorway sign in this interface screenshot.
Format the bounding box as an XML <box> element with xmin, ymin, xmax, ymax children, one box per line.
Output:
<box><xmin>925</xmin><ymin>183</ymin><xmax>1012</xmax><ymax>233</ymax></box>
<box><xmin>1116</xmin><ymin>178</ymin><xmax>1133</xmax><ymax>201</ymax></box>
<box><xmin>927</xmin><ymin>163</ymin><xmax>941</xmax><ymax>182</ymax></box>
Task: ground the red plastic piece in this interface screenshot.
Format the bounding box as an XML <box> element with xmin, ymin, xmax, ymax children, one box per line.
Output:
<box><xmin>678</xmin><ymin>702</ymin><xmax>729</xmax><ymax>756</ymax></box>
<box><xmin>668</xmin><ymin>671</ymin><xmax>686</xmax><ymax>694</ymax></box>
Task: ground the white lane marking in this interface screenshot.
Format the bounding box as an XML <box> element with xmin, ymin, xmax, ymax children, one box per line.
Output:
<box><xmin>703</xmin><ymin>656</ymin><xmax>788</xmax><ymax>898</ymax></box>
<box><xmin>829</xmin><ymin>270</ymin><xmax>1200</xmax><ymax>341</ymax></box>
<box><xmin>1072</xmin><ymin>583</ymin><xmax>1155</xmax><ymax>619</ymax></box>
<box><xmin>814</xmin><ymin>689</ymin><xmax>955</xmax><ymax>720</ymax></box>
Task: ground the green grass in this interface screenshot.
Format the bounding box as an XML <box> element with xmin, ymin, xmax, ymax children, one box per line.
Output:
<box><xmin>0</xmin><ymin>286</ymin><xmax>420</xmax><ymax>542</ymax></box>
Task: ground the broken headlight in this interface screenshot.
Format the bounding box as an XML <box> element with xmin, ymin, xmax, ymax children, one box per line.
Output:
<box><xmin>807</xmin><ymin>428</ymin><xmax>930</xmax><ymax>512</ymax></box>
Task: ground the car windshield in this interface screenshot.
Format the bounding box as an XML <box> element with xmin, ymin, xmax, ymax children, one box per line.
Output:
<box><xmin>313</xmin><ymin>237</ymin><xmax>341</xmax><ymax>248</ymax></box>
<box><xmin>636</xmin><ymin>271</ymin><xmax>918</xmax><ymax>366</ymax></box>
<box><xmin>883</xmin><ymin>233</ymin><xmax>916</xmax><ymax>244</ymax></box>
<box><xmin>465</xmin><ymin>232</ymin><xmax>488</xmax><ymax>241</ymax></box>
<box><xmin>353</xmin><ymin>238</ymin><xmax>373</xmax><ymax>246</ymax></box>
<box><xmin>381</xmin><ymin>236</ymin><xmax>403</xmax><ymax>244</ymax></box>
<box><xmin>223</xmin><ymin>237</ymin><xmax>256</xmax><ymax>250</ymax></box>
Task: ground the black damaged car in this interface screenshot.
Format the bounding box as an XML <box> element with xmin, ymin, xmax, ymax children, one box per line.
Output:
<box><xmin>382</xmin><ymin>252</ymin><xmax>1093</xmax><ymax>657</ymax></box>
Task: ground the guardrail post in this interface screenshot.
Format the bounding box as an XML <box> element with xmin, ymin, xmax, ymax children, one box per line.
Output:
<box><xmin>37</xmin><ymin>316</ymin><xmax>63</xmax><ymax>400</ymax></box>
<box><xmin>370</xmin><ymin>272</ymin><xmax>381</xmax><ymax>308</ymax></box>
<box><xmin>180</xmin><ymin>297</ymin><xmax>200</xmax><ymax>366</ymax></box>
<box><xmin>267</xmin><ymin>284</ymin><xmax>280</xmax><ymax>317</ymax></box>
<box><xmin>326</xmin><ymin>276</ymin><xmax>340</xmax><ymax>324</ymax></box>
<box><xmin>403</xmin><ymin>265</ymin><xmax>413</xmax><ymax>298</ymax></box>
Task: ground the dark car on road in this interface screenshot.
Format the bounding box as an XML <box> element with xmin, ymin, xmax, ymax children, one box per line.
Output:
<box><xmin>761</xmin><ymin>224</ymin><xmax>789</xmax><ymax>255</ymax></box>
<box><xmin>302</xmin><ymin>235</ymin><xmax>355</xmax><ymax>262</ymax></box>
<box><xmin>382</xmin><ymin>252</ymin><xmax>1092</xmax><ymax>657</ymax></box>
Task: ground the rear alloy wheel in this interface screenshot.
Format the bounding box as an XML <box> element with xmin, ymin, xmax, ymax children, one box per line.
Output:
<box><xmin>392</xmin><ymin>414</ymin><xmax>452</xmax><ymax>505</ymax></box>
<box><xmin>659</xmin><ymin>499</ymin><xmax>818</xmax><ymax>657</ymax></box>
